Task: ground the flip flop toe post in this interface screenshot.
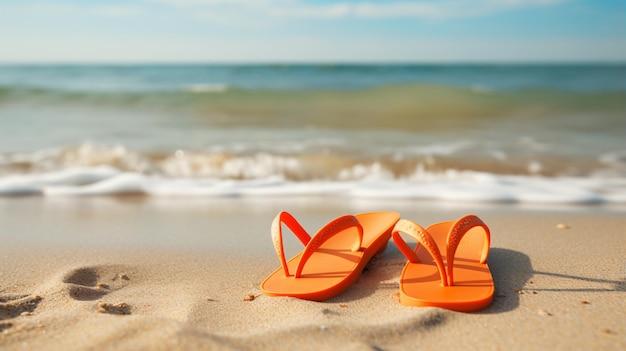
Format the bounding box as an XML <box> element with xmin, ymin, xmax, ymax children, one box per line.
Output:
<box><xmin>261</xmin><ymin>211</ymin><xmax>400</xmax><ymax>301</ymax></box>
<box><xmin>393</xmin><ymin>215</ymin><xmax>494</xmax><ymax>312</ymax></box>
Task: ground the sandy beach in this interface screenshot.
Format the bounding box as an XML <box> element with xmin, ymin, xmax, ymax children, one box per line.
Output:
<box><xmin>0</xmin><ymin>197</ymin><xmax>623</xmax><ymax>350</ymax></box>
<box><xmin>2</xmin><ymin>0</ymin><xmax>625</xmax><ymax>348</ymax></box>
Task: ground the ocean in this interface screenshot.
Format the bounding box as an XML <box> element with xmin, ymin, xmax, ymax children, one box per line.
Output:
<box><xmin>0</xmin><ymin>64</ymin><xmax>624</xmax><ymax>204</ymax></box>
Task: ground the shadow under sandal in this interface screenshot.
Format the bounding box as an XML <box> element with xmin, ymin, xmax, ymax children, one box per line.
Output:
<box><xmin>392</xmin><ymin>215</ymin><xmax>494</xmax><ymax>312</ymax></box>
<box><xmin>261</xmin><ymin>211</ymin><xmax>400</xmax><ymax>301</ymax></box>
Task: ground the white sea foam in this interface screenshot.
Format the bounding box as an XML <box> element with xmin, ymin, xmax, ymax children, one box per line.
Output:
<box><xmin>599</xmin><ymin>150</ymin><xmax>626</xmax><ymax>170</ymax></box>
<box><xmin>1</xmin><ymin>167</ymin><xmax>625</xmax><ymax>205</ymax></box>
<box><xmin>0</xmin><ymin>167</ymin><xmax>120</xmax><ymax>195</ymax></box>
<box><xmin>397</xmin><ymin>141</ymin><xmax>474</xmax><ymax>157</ymax></box>
<box><xmin>184</xmin><ymin>83</ymin><xmax>228</xmax><ymax>93</ymax></box>
<box><xmin>1</xmin><ymin>142</ymin><xmax>625</xmax><ymax>205</ymax></box>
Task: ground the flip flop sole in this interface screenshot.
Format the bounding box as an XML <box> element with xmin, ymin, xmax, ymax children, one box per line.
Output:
<box><xmin>395</xmin><ymin>217</ymin><xmax>494</xmax><ymax>312</ymax></box>
<box><xmin>261</xmin><ymin>212</ymin><xmax>399</xmax><ymax>301</ymax></box>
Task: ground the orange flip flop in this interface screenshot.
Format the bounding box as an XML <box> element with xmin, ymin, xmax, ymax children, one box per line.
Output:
<box><xmin>261</xmin><ymin>211</ymin><xmax>400</xmax><ymax>301</ymax></box>
<box><xmin>392</xmin><ymin>215</ymin><xmax>493</xmax><ymax>312</ymax></box>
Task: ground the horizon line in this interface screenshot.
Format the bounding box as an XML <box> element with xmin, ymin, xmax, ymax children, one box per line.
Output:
<box><xmin>1</xmin><ymin>60</ymin><xmax>625</xmax><ymax>66</ymax></box>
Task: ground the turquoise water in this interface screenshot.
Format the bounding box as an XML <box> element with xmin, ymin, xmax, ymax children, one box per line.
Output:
<box><xmin>1</xmin><ymin>64</ymin><xmax>625</xmax><ymax>92</ymax></box>
<box><xmin>0</xmin><ymin>64</ymin><xmax>624</xmax><ymax>203</ymax></box>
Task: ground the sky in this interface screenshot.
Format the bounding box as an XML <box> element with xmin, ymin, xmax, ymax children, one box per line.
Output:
<box><xmin>0</xmin><ymin>0</ymin><xmax>624</xmax><ymax>63</ymax></box>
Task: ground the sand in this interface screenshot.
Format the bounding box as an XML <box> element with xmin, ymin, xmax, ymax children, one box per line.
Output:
<box><xmin>0</xmin><ymin>197</ymin><xmax>624</xmax><ymax>350</ymax></box>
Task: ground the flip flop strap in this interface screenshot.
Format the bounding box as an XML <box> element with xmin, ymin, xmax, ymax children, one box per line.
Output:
<box><xmin>446</xmin><ymin>215</ymin><xmax>490</xmax><ymax>286</ymax></box>
<box><xmin>271</xmin><ymin>211</ymin><xmax>312</xmax><ymax>277</ymax></box>
<box><xmin>392</xmin><ymin>219</ymin><xmax>449</xmax><ymax>287</ymax></box>
<box><xmin>295</xmin><ymin>215</ymin><xmax>363</xmax><ymax>278</ymax></box>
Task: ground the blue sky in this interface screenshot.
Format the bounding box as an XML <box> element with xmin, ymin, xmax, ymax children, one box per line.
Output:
<box><xmin>0</xmin><ymin>0</ymin><xmax>624</xmax><ymax>63</ymax></box>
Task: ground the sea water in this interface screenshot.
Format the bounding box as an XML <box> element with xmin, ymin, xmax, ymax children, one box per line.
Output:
<box><xmin>0</xmin><ymin>64</ymin><xmax>624</xmax><ymax>204</ymax></box>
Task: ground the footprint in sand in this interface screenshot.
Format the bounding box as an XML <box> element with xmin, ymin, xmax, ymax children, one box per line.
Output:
<box><xmin>0</xmin><ymin>294</ymin><xmax>43</xmax><ymax>331</ymax></box>
<box><xmin>97</xmin><ymin>302</ymin><xmax>132</xmax><ymax>315</ymax></box>
<box><xmin>62</xmin><ymin>265</ymin><xmax>133</xmax><ymax>314</ymax></box>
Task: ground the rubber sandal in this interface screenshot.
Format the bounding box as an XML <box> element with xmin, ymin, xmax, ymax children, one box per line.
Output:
<box><xmin>392</xmin><ymin>215</ymin><xmax>494</xmax><ymax>312</ymax></box>
<box><xmin>261</xmin><ymin>211</ymin><xmax>400</xmax><ymax>301</ymax></box>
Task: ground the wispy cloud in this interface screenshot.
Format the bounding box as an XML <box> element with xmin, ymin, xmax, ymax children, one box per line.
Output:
<box><xmin>93</xmin><ymin>5</ymin><xmax>142</xmax><ymax>18</ymax></box>
<box><xmin>1</xmin><ymin>1</ymin><xmax>567</xmax><ymax>25</ymax></box>
<box><xmin>1</xmin><ymin>0</ymin><xmax>621</xmax><ymax>63</ymax></box>
<box><xmin>0</xmin><ymin>2</ymin><xmax>143</xmax><ymax>18</ymax></box>
<box><xmin>150</xmin><ymin>0</ymin><xmax>567</xmax><ymax>21</ymax></box>
<box><xmin>316</xmin><ymin>0</ymin><xmax>566</xmax><ymax>20</ymax></box>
